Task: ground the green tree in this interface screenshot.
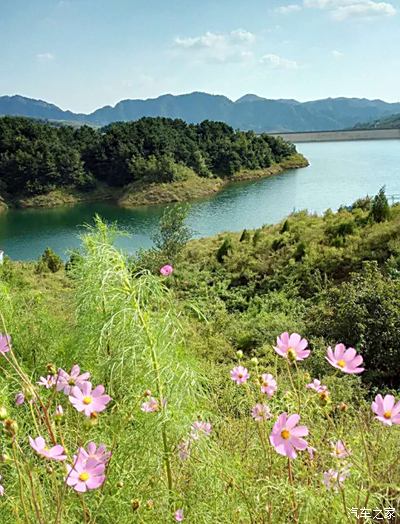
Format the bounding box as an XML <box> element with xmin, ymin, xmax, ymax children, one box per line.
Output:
<box><xmin>370</xmin><ymin>186</ymin><xmax>390</xmax><ymax>223</ymax></box>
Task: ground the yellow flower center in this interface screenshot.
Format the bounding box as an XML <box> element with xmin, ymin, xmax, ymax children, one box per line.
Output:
<box><xmin>68</xmin><ymin>378</ymin><xmax>76</xmax><ymax>385</ymax></box>
<box><xmin>79</xmin><ymin>472</ymin><xmax>90</xmax><ymax>482</ymax></box>
<box><xmin>384</xmin><ymin>411</ymin><xmax>392</xmax><ymax>419</ymax></box>
<box><xmin>337</xmin><ymin>359</ymin><xmax>346</xmax><ymax>368</ymax></box>
<box><xmin>83</xmin><ymin>396</ymin><xmax>92</xmax><ymax>405</ymax></box>
<box><xmin>281</xmin><ymin>429</ymin><xmax>290</xmax><ymax>440</ymax></box>
<box><xmin>287</xmin><ymin>348</ymin><xmax>296</xmax><ymax>361</ymax></box>
<box><xmin>238</xmin><ymin>373</ymin><xmax>243</xmax><ymax>379</ymax></box>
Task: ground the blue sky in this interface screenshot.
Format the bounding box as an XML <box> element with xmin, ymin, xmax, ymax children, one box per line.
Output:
<box><xmin>0</xmin><ymin>0</ymin><xmax>399</xmax><ymax>112</ymax></box>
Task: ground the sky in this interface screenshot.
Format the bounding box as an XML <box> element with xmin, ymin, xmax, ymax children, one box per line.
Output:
<box><xmin>0</xmin><ymin>0</ymin><xmax>399</xmax><ymax>113</ymax></box>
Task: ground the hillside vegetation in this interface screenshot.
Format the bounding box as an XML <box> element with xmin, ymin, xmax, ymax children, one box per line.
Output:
<box><xmin>0</xmin><ymin>116</ymin><xmax>305</xmax><ymax>209</ymax></box>
<box><xmin>354</xmin><ymin>113</ymin><xmax>400</xmax><ymax>130</ymax></box>
<box><xmin>1</xmin><ymin>191</ymin><xmax>400</xmax><ymax>522</ymax></box>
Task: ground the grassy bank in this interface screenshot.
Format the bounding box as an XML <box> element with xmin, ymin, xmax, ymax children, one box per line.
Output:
<box><xmin>1</xmin><ymin>198</ymin><xmax>400</xmax><ymax>522</ymax></box>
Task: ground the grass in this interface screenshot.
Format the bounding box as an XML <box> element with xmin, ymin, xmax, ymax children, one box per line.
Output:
<box><xmin>1</xmin><ymin>214</ymin><xmax>400</xmax><ymax>523</ymax></box>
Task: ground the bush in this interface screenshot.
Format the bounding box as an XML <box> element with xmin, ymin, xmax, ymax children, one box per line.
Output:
<box><xmin>36</xmin><ymin>247</ymin><xmax>63</xmax><ymax>273</ymax></box>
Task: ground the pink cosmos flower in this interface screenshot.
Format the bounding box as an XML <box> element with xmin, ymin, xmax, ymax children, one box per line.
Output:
<box><xmin>15</xmin><ymin>392</ymin><xmax>25</xmax><ymax>406</ymax></box>
<box><xmin>371</xmin><ymin>394</ymin><xmax>400</xmax><ymax>426</ymax></box>
<box><xmin>141</xmin><ymin>397</ymin><xmax>159</xmax><ymax>413</ymax></box>
<box><xmin>69</xmin><ymin>382</ymin><xmax>111</xmax><ymax>417</ymax></box>
<box><xmin>160</xmin><ymin>264</ymin><xmax>174</xmax><ymax>277</ymax></box>
<box><xmin>306</xmin><ymin>379</ymin><xmax>328</xmax><ymax>393</ymax></box>
<box><xmin>251</xmin><ymin>403</ymin><xmax>272</xmax><ymax>422</ymax></box>
<box><xmin>269</xmin><ymin>413</ymin><xmax>309</xmax><ymax>459</ymax></box>
<box><xmin>0</xmin><ymin>334</ymin><xmax>11</xmax><ymax>354</ymax></box>
<box><xmin>66</xmin><ymin>457</ymin><xmax>105</xmax><ymax>493</ymax></box>
<box><xmin>274</xmin><ymin>332</ymin><xmax>310</xmax><ymax>362</ymax></box>
<box><xmin>330</xmin><ymin>440</ymin><xmax>351</xmax><ymax>458</ymax></box>
<box><xmin>29</xmin><ymin>436</ymin><xmax>67</xmax><ymax>461</ymax></box>
<box><xmin>323</xmin><ymin>468</ymin><xmax>350</xmax><ymax>490</ymax></box>
<box><xmin>191</xmin><ymin>421</ymin><xmax>212</xmax><ymax>440</ymax></box>
<box><xmin>174</xmin><ymin>509</ymin><xmax>184</xmax><ymax>522</ymax></box>
<box><xmin>326</xmin><ymin>344</ymin><xmax>364</xmax><ymax>374</ymax></box>
<box><xmin>77</xmin><ymin>442</ymin><xmax>111</xmax><ymax>465</ymax></box>
<box><xmin>230</xmin><ymin>366</ymin><xmax>250</xmax><ymax>385</ymax></box>
<box><xmin>57</xmin><ymin>365</ymin><xmax>91</xmax><ymax>395</ymax></box>
<box><xmin>260</xmin><ymin>373</ymin><xmax>277</xmax><ymax>397</ymax></box>
<box><xmin>0</xmin><ymin>475</ymin><xmax>4</xmax><ymax>496</ymax></box>
<box><xmin>37</xmin><ymin>375</ymin><xmax>57</xmax><ymax>389</ymax></box>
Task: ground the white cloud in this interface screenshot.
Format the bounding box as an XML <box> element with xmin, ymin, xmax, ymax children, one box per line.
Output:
<box><xmin>332</xmin><ymin>49</ymin><xmax>344</xmax><ymax>57</ymax></box>
<box><xmin>173</xmin><ymin>29</ymin><xmax>256</xmax><ymax>63</ymax></box>
<box><xmin>36</xmin><ymin>52</ymin><xmax>55</xmax><ymax>62</ymax></box>
<box><xmin>303</xmin><ymin>0</ymin><xmax>396</xmax><ymax>19</ymax></box>
<box><xmin>260</xmin><ymin>53</ymin><xmax>299</xmax><ymax>69</ymax></box>
<box><xmin>275</xmin><ymin>4</ymin><xmax>302</xmax><ymax>14</ymax></box>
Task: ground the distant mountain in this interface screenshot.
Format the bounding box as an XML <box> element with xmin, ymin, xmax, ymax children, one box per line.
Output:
<box><xmin>1</xmin><ymin>92</ymin><xmax>400</xmax><ymax>132</ymax></box>
<box><xmin>354</xmin><ymin>112</ymin><xmax>400</xmax><ymax>130</ymax></box>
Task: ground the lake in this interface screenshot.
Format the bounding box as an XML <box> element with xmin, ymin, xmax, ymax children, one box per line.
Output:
<box><xmin>0</xmin><ymin>139</ymin><xmax>399</xmax><ymax>261</ymax></box>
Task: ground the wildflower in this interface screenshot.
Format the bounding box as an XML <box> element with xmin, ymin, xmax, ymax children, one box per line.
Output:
<box><xmin>3</xmin><ymin>419</ymin><xmax>18</xmax><ymax>437</ymax></box>
<box><xmin>230</xmin><ymin>366</ymin><xmax>250</xmax><ymax>385</ymax></box>
<box><xmin>0</xmin><ymin>334</ymin><xmax>11</xmax><ymax>354</ymax></box>
<box><xmin>57</xmin><ymin>365</ymin><xmax>90</xmax><ymax>395</ymax></box>
<box><xmin>15</xmin><ymin>392</ymin><xmax>25</xmax><ymax>406</ymax></box>
<box><xmin>260</xmin><ymin>373</ymin><xmax>277</xmax><ymax>397</ymax></box>
<box><xmin>66</xmin><ymin>457</ymin><xmax>105</xmax><ymax>493</ymax></box>
<box><xmin>37</xmin><ymin>375</ymin><xmax>57</xmax><ymax>389</ymax></box>
<box><xmin>251</xmin><ymin>357</ymin><xmax>259</xmax><ymax>365</ymax></box>
<box><xmin>236</xmin><ymin>350</ymin><xmax>244</xmax><ymax>358</ymax></box>
<box><xmin>251</xmin><ymin>403</ymin><xmax>272</xmax><ymax>422</ymax></box>
<box><xmin>177</xmin><ymin>440</ymin><xmax>191</xmax><ymax>460</ymax></box>
<box><xmin>307</xmin><ymin>446</ymin><xmax>317</xmax><ymax>460</ymax></box>
<box><xmin>160</xmin><ymin>264</ymin><xmax>173</xmax><ymax>276</ymax></box>
<box><xmin>326</xmin><ymin>344</ymin><xmax>364</xmax><ymax>374</ymax></box>
<box><xmin>69</xmin><ymin>382</ymin><xmax>111</xmax><ymax>417</ymax></box>
<box><xmin>323</xmin><ymin>468</ymin><xmax>350</xmax><ymax>490</ymax></box>
<box><xmin>175</xmin><ymin>509</ymin><xmax>184</xmax><ymax>522</ymax></box>
<box><xmin>274</xmin><ymin>332</ymin><xmax>310</xmax><ymax>362</ymax></box>
<box><xmin>0</xmin><ymin>475</ymin><xmax>4</xmax><ymax>496</ymax></box>
<box><xmin>330</xmin><ymin>440</ymin><xmax>351</xmax><ymax>458</ymax></box>
<box><xmin>269</xmin><ymin>413</ymin><xmax>308</xmax><ymax>459</ymax></box>
<box><xmin>77</xmin><ymin>442</ymin><xmax>111</xmax><ymax>465</ymax></box>
<box><xmin>191</xmin><ymin>421</ymin><xmax>212</xmax><ymax>439</ymax></box>
<box><xmin>306</xmin><ymin>379</ymin><xmax>328</xmax><ymax>393</ymax></box>
<box><xmin>29</xmin><ymin>436</ymin><xmax>66</xmax><ymax>461</ymax></box>
<box><xmin>371</xmin><ymin>394</ymin><xmax>400</xmax><ymax>426</ymax></box>
<box><xmin>0</xmin><ymin>406</ymin><xmax>8</xmax><ymax>420</ymax></box>
<box><xmin>141</xmin><ymin>397</ymin><xmax>159</xmax><ymax>413</ymax></box>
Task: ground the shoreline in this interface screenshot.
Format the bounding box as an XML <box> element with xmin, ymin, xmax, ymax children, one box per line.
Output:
<box><xmin>0</xmin><ymin>153</ymin><xmax>308</xmax><ymax>213</ymax></box>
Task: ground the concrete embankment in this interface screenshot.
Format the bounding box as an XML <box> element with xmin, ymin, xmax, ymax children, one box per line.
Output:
<box><xmin>270</xmin><ymin>128</ymin><xmax>400</xmax><ymax>143</ymax></box>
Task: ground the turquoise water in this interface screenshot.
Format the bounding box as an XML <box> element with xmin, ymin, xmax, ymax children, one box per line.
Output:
<box><xmin>0</xmin><ymin>140</ymin><xmax>399</xmax><ymax>260</ymax></box>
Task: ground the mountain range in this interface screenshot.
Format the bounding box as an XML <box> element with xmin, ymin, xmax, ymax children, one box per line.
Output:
<box><xmin>1</xmin><ymin>92</ymin><xmax>400</xmax><ymax>132</ymax></box>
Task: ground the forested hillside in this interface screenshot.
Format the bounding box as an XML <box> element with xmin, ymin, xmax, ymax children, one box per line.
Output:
<box><xmin>0</xmin><ymin>116</ymin><xmax>296</xmax><ymax>201</ymax></box>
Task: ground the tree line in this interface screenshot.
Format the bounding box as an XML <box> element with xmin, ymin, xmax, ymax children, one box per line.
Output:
<box><xmin>0</xmin><ymin>116</ymin><xmax>296</xmax><ymax>197</ymax></box>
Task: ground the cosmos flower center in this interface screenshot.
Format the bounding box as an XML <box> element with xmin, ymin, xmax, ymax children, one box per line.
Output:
<box><xmin>287</xmin><ymin>348</ymin><xmax>296</xmax><ymax>361</ymax></box>
<box><xmin>281</xmin><ymin>429</ymin><xmax>290</xmax><ymax>440</ymax></box>
<box><xmin>337</xmin><ymin>359</ymin><xmax>346</xmax><ymax>368</ymax></box>
<box><xmin>68</xmin><ymin>378</ymin><xmax>76</xmax><ymax>386</ymax></box>
<box><xmin>79</xmin><ymin>472</ymin><xmax>90</xmax><ymax>481</ymax></box>
<box><xmin>237</xmin><ymin>373</ymin><xmax>243</xmax><ymax>379</ymax></box>
<box><xmin>83</xmin><ymin>396</ymin><xmax>93</xmax><ymax>405</ymax></box>
<box><xmin>383</xmin><ymin>411</ymin><xmax>392</xmax><ymax>419</ymax></box>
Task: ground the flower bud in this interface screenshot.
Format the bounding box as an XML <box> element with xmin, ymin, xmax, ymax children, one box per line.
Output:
<box><xmin>250</xmin><ymin>357</ymin><xmax>259</xmax><ymax>365</ymax></box>
<box><xmin>3</xmin><ymin>418</ymin><xmax>18</xmax><ymax>437</ymax></box>
<box><xmin>319</xmin><ymin>390</ymin><xmax>330</xmax><ymax>405</ymax></box>
<box><xmin>338</xmin><ymin>402</ymin><xmax>348</xmax><ymax>412</ymax></box>
<box><xmin>146</xmin><ymin>499</ymin><xmax>154</xmax><ymax>509</ymax></box>
<box><xmin>144</xmin><ymin>389</ymin><xmax>152</xmax><ymax>398</ymax></box>
<box><xmin>0</xmin><ymin>406</ymin><xmax>8</xmax><ymax>420</ymax></box>
<box><xmin>131</xmin><ymin>499</ymin><xmax>140</xmax><ymax>511</ymax></box>
<box><xmin>0</xmin><ymin>453</ymin><xmax>11</xmax><ymax>463</ymax></box>
<box><xmin>116</xmin><ymin>480</ymin><xmax>124</xmax><ymax>488</ymax></box>
<box><xmin>46</xmin><ymin>363</ymin><xmax>57</xmax><ymax>376</ymax></box>
<box><xmin>236</xmin><ymin>350</ymin><xmax>243</xmax><ymax>359</ymax></box>
<box><xmin>15</xmin><ymin>392</ymin><xmax>25</xmax><ymax>406</ymax></box>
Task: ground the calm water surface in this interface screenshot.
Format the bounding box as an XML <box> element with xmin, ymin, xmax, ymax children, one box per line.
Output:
<box><xmin>0</xmin><ymin>140</ymin><xmax>399</xmax><ymax>260</ymax></box>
